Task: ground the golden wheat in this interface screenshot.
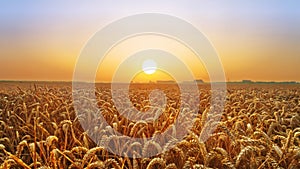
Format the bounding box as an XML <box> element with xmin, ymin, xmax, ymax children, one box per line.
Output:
<box><xmin>0</xmin><ymin>83</ymin><xmax>299</xmax><ymax>168</ymax></box>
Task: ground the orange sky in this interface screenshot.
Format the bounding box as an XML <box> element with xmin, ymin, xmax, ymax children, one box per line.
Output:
<box><xmin>96</xmin><ymin>35</ymin><xmax>209</xmax><ymax>83</ymax></box>
<box><xmin>0</xmin><ymin>1</ymin><xmax>299</xmax><ymax>82</ymax></box>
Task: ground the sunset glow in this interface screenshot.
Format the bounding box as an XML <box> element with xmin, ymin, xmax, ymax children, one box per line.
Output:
<box><xmin>96</xmin><ymin>34</ymin><xmax>208</xmax><ymax>83</ymax></box>
<box><xmin>142</xmin><ymin>59</ymin><xmax>157</xmax><ymax>75</ymax></box>
<box><xmin>0</xmin><ymin>1</ymin><xmax>299</xmax><ymax>82</ymax></box>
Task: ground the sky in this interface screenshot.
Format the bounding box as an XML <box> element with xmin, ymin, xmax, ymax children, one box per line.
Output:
<box><xmin>0</xmin><ymin>0</ymin><xmax>300</xmax><ymax>82</ymax></box>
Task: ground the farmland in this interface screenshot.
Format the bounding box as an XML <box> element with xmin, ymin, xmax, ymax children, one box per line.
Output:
<box><xmin>0</xmin><ymin>81</ymin><xmax>299</xmax><ymax>168</ymax></box>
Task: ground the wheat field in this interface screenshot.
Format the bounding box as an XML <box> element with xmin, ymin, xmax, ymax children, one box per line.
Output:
<box><xmin>0</xmin><ymin>82</ymin><xmax>299</xmax><ymax>169</ymax></box>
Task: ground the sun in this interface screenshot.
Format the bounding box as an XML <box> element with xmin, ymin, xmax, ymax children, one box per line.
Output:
<box><xmin>142</xmin><ymin>59</ymin><xmax>157</xmax><ymax>75</ymax></box>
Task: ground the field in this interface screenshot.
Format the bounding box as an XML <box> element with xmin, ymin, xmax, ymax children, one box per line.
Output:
<box><xmin>0</xmin><ymin>81</ymin><xmax>299</xmax><ymax>169</ymax></box>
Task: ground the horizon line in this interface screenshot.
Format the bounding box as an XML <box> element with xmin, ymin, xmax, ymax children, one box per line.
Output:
<box><xmin>0</xmin><ymin>79</ymin><xmax>299</xmax><ymax>84</ymax></box>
